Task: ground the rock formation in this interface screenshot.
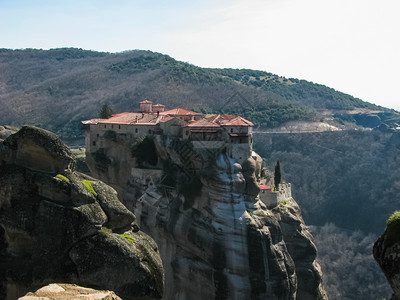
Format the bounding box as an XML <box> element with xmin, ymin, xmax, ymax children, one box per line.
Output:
<box><xmin>19</xmin><ymin>283</ymin><xmax>122</xmax><ymax>300</ymax></box>
<box><xmin>86</xmin><ymin>134</ymin><xmax>327</xmax><ymax>299</ymax></box>
<box><xmin>0</xmin><ymin>126</ymin><xmax>164</xmax><ymax>300</ymax></box>
<box><xmin>374</xmin><ymin>211</ymin><xmax>400</xmax><ymax>300</ymax></box>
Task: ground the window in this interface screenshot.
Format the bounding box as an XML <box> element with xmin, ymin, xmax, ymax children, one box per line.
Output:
<box><xmin>111</xmin><ymin>125</ymin><xmax>114</xmax><ymax>129</ymax></box>
<box><xmin>104</xmin><ymin>125</ymin><xmax>106</xmax><ymax>128</ymax></box>
<box><xmin>185</xmin><ymin>130</ymin><xmax>189</xmax><ymax>136</ymax></box>
<box><xmin>119</xmin><ymin>125</ymin><xmax>121</xmax><ymax>129</ymax></box>
<box><xmin>135</xmin><ymin>128</ymin><xmax>138</xmax><ymax>133</ymax></box>
<box><xmin>92</xmin><ymin>141</ymin><xmax>96</xmax><ymax>146</ymax></box>
<box><xmin>96</xmin><ymin>134</ymin><xmax>99</xmax><ymax>138</ymax></box>
<box><xmin>148</xmin><ymin>129</ymin><xmax>151</xmax><ymax>134</ymax></box>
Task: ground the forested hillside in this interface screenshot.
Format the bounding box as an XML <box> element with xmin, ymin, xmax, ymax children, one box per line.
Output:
<box><xmin>1</xmin><ymin>48</ymin><xmax>398</xmax><ymax>142</ymax></box>
<box><xmin>254</xmin><ymin>130</ymin><xmax>400</xmax><ymax>299</ymax></box>
<box><xmin>254</xmin><ymin>130</ymin><xmax>400</xmax><ymax>234</ymax></box>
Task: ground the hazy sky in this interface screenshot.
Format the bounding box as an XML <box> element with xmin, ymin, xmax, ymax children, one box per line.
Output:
<box><xmin>1</xmin><ymin>0</ymin><xmax>399</xmax><ymax>110</ymax></box>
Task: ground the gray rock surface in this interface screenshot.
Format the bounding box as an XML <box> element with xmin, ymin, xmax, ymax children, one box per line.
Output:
<box><xmin>374</xmin><ymin>213</ymin><xmax>400</xmax><ymax>300</ymax></box>
<box><xmin>0</xmin><ymin>126</ymin><xmax>164</xmax><ymax>300</ymax></box>
<box><xmin>272</xmin><ymin>200</ymin><xmax>328</xmax><ymax>299</ymax></box>
<box><xmin>86</xmin><ymin>134</ymin><xmax>327</xmax><ymax>299</ymax></box>
<box><xmin>18</xmin><ymin>283</ymin><xmax>122</xmax><ymax>300</ymax></box>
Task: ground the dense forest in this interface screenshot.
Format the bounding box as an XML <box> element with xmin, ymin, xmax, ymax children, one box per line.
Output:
<box><xmin>312</xmin><ymin>223</ymin><xmax>391</xmax><ymax>299</ymax></box>
<box><xmin>254</xmin><ymin>130</ymin><xmax>400</xmax><ymax>234</ymax></box>
<box><xmin>1</xmin><ymin>48</ymin><xmax>399</xmax><ymax>299</ymax></box>
<box><xmin>254</xmin><ymin>130</ymin><xmax>400</xmax><ymax>299</ymax></box>
<box><xmin>1</xmin><ymin>48</ymin><xmax>399</xmax><ymax>142</ymax></box>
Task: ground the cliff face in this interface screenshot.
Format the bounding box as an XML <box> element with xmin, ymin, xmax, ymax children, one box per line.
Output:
<box><xmin>86</xmin><ymin>134</ymin><xmax>327</xmax><ymax>299</ymax></box>
<box><xmin>0</xmin><ymin>126</ymin><xmax>164</xmax><ymax>300</ymax></box>
<box><xmin>374</xmin><ymin>212</ymin><xmax>400</xmax><ymax>300</ymax></box>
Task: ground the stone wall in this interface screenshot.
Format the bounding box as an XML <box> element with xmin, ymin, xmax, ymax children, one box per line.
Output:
<box><xmin>260</xmin><ymin>183</ymin><xmax>292</xmax><ymax>208</ymax></box>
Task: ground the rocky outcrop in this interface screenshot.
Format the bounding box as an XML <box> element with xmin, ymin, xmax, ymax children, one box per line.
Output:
<box><xmin>0</xmin><ymin>125</ymin><xmax>75</xmax><ymax>173</ymax></box>
<box><xmin>272</xmin><ymin>200</ymin><xmax>327</xmax><ymax>299</ymax></box>
<box><xmin>374</xmin><ymin>211</ymin><xmax>400</xmax><ymax>300</ymax></box>
<box><xmin>19</xmin><ymin>283</ymin><xmax>122</xmax><ymax>300</ymax></box>
<box><xmin>0</xmin><ymin>126</ymin><xmax>164</xmax><ymax>300</ymax></box>
<box><xmin>0</xmin><ymin>125</ymin><xmax>18</xmax><ymax>141</ymax></box>
<box><xmin>86</xmin><ymin>134</ymin><xmax>327</xmax><ymax>299</ymax></box>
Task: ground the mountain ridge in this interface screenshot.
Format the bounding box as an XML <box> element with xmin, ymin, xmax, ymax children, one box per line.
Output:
<box><xmin>1</xmin><ymin>47</ymin><xmax>398</xmax><ymax>142</ymax></box>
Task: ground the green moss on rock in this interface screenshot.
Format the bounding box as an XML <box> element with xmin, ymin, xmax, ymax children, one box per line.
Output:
<box><xmin>385</xmin><ymin>211</ymin><xmax>400</xmax><ymax>248</ymax></box>
<box><xmin>120</xmin><ymin>234</ymin><xmax>135</xmax><ymax>244</ymax></box>
<box><xmin>81</xmin><ymin>180</ymin><xmax>97</xmax><ymax>196</ymax></box>
<box><xmin>55</xmin><ymin>174</ymin><xmax>70</xmax><ymax>183</ymax></box>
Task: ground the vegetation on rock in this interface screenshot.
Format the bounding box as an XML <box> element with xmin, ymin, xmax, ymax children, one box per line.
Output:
<box><xmin>120</xmin><ymin>234</ymin><xmax>136</xmax><ymax>244</ymax></box>
<box><xmin>274</xmin><ymin>160</ymin><xmax>281</xmax><ymax>190</ymax></box>
<box><xmin>55</xmin><ymin>174</ymin><xmax>70</xmax><ymax>183</ymax></box>
<box><xmin>81</xmin><ymin>180</ymin><xmax>98</xmax><ymax>196</ymax></box>
<box><xmin>384</xmin><ymin>210</ymin><xmax>400</xmax><ymax>248</ymax></box>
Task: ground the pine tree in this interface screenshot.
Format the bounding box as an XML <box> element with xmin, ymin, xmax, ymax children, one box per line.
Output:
<box><xmin>99</xmin><ymin>104</ymin><xmax>115</xmax><ymax>119</ymax></box>
<box><xmin>274</xmin><ymin>160</ymin><xmax>281</xmax><ymax>190</ymax></box>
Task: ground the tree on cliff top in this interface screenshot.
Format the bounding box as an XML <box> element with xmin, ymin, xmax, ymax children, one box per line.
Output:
<box><xmin>274</xmin><ymin>160</ymin><xmax>281</xmax><ymax>190</ymax></box>
<box><xmin>99</xmin><ymin>104</ymin><xmax>115</xmax><ymax>119</ymax></box>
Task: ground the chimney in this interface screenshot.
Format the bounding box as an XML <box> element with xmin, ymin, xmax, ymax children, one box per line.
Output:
<box><xmin>139</xmin><ymin>100</ymin><xmax>153</xmax><ymax>113</ymax></box>
<box><xmin>152</xmin><ymin>104</ymin><xmax>165</xmax><ymax>113</ymax></box>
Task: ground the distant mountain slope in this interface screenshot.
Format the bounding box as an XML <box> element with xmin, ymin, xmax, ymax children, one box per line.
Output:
<box><xmin>0</xmin><ymin>48</ymin><xmax>398</xmax><ymax>141</ymax></box>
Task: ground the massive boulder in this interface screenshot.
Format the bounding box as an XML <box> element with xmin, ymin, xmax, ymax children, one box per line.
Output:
<box><xmin>374</xmin><ymin>211</ymin><xmax>400</xmax><ymax>300</ymax></box>
<box><xmin>19</xmin><ymin>283</ymin><xmax>122</xmax><ymax>300</ymax></box>
<box><xmin>0</xmin><ymin>126</ymin><xmax>164</xmax><ymax>300</ymax></box>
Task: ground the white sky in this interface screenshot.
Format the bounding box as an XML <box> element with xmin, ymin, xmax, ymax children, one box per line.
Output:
<box><xmin>1</xmin><ymin>0</ymin><xmax>399</xmax><ymax>110</ymax></box>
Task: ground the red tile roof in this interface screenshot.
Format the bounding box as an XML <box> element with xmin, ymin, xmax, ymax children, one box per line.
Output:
<box><xmin>161</xmin><ymin>108</ymin><xmax>201</xmax><ymax>116</ymax></box>
<box><xmin>206</xmin><ymin>114</ymin><xmax>253</xmax><ymax>126</ymax></box>
<box><xmin>82</xmin><ymin>106</ymin><xmax>253</xmax><ymax>129</ymax></box>
<box><xmin>185</xmin><ymin>118</ymin><xmax>221</xmax><ymax>128</ymax></box>
<box><xmin>82</xmin><ymin>112</ymin><xmax>170</xmax><ymax>125</ymax></box>
<box><xmin>259</xmin><ymin>184</ymin><xmax>272</xmax><ymax>190</ymax></box>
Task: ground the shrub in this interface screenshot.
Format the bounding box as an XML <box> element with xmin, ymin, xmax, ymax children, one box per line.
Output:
<box><xmin>387</xmin><ymin>211</ymin><xmax>400</xmax><ymax>226</ymax></box>
<box><xmin>385</xmin><ymin>211</ymin><xmax>400</xmax><ymax>247</ymax></box>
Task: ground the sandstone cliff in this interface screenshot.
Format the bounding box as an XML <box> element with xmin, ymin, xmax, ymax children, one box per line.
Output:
<box><xmin>0</xmin><ymin>126</ymin><xmax>164</xmax><ymax>300</ymax></box>
<box><xmin>19</xmin><ymin>283</ymin><xmax>122</xmax><ymax>300</ymax></box>
<box><xmin>374</xmin><ymin>211</ymin><xmax>400</xmax><ymax>300</ymax></box>
<box><xmin>86</xmin><ymin>134</ymin><xmax>327</xmax><ymax>299</ymax></box>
